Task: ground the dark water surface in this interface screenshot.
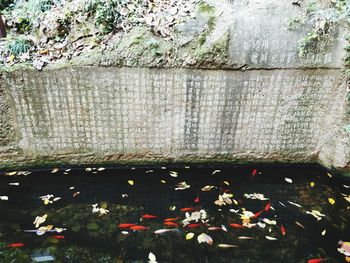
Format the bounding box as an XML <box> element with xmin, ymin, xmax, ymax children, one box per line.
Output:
<box><xmin>0</xmin><ymin>165</ymin><xmax>349</xmax><ymax>263</ymax></box>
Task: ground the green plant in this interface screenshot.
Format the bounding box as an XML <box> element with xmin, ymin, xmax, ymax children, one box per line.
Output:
<box><xmin>6</xmin><ymin>37</ymin><xmax>31</xmax><ymax>56</ymax></box>
<box><xmin>288</xmin><ymin>0</ymin><xmax>350</xmax><ymax>57</ymax></box>
<box><xmin>85</xmin><ymin>0</ymin><xmax>122</xmax><ymax>33</ymax></box>
<box><xmin>0</xmin><ymin>0</ymin><xmax>14</xmax><ymax>11</ymax></box>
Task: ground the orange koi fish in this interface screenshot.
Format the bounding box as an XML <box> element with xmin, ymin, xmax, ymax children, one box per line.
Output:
<box><xmin>52</xmin><ymin>235</ymin><xmax>65</xmax><ymax>239</ymax></box>
<box><xmin>253</xmin><ymin>210</ymin><xmax>264</xmax><ymax>218</ymax></box>
<box><xmin>163</xmin><ymin>222</ymin><xmax>179</xmax><ymax>227</ymax></box>
<box><xmin>187</xmin><ymin>223</ymin><xmax>201</xmax><ymax>228</ymax></box>
<box><xmin>142</xmin><ymin>214</ymin><xmax>157</xmax><ymax>219</ymax></box>
<box><xmin>181</xmin><ymin>207</ymin><xmax>195</xmax><ymax>212</ymax></box>
<box><xmin>118</xmin><ymin>223</ymin><xmax>136</xmax><ymax>229</ymax></box>
<box><xmin>230</xmin><ymin>223</ymin><xmax>246</xmax><ymax>229</ymax></box>
<box><xmin>251</xmin><ymin>169</ymin><xmax>257</xmax><ymax>177</ymax></box>
<box><xmin>280</xmin><ymin>225</ymin><xmax>286</xmax><ymax>236</ymax></box>
<box><xmin>164</xmin><ymin>217</ymin><xmax>179</xmax><ymax>222</ymax></box>
<box><xmin>8</xmin><ymin>243</ymin><xmax>24</xmax><ymax>248</ymax></box>
<box><xmin>308</xmin><ymin>259</ymin><xmax>325</xmax><ymax>263</ymax></box>
<box><xmin>129</xmin><ymin>225</ymin><xmax>149</xmax><ymax>231</ymax></box>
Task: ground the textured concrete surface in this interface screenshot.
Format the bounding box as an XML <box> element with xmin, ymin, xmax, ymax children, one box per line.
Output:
<box><xmin>0</xmin><ymin>67</ymin><xmax>348</xmax><ymax>174</ymax></box>
<box><xmin>0</xmin><ymin>0</ymin><xmax>349</xmax><ymax>174</ymax></box>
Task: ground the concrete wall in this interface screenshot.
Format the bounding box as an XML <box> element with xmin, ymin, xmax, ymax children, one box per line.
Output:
<box><xmin>0</xmin><ymin>0</ymin><xmax>349</xmax><ymax>174</ymax></box>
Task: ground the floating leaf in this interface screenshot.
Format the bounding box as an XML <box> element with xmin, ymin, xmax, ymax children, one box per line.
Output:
<box><xmin>197</xmin><ymin>233</ymin><xmax>213</xmax><ymax>245</ymax></box>
<box><xmin>148</xmin><ymin>252</ymin><xmax>157</xmax><ymax>263</ymax></box>
<box><xmin>186</xmin><ymin>232</ymin><xmax>194</xmax><ymax>240</ymax></box>
<box><xmin>128</xmin><ymin>180</ymin><xmax>134</xmax><ymax>186</ymax></box>
<box><xmin>328</xmin><ymin>197</ymin><xmax>335</xmax><ymax>205</ymax></box>
<box><xmin>321</xmin><ymin>229</ymin><xmax>326</xmax><ymax>236</ymax></box>
<box><xmin>285</xmin><ymin>177</ymin><xmax>293</xmax><ymax>183</ymax></box>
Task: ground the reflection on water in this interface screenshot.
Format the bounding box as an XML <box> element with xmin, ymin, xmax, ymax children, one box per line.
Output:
<box><xmin>0</xmin><ymin>165</ymin><xmax>349</xmax><ymax>263</ymax></box>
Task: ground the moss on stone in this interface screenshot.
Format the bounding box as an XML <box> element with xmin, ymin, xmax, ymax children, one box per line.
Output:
<box><xmin>198</xmin><ymin>1</ymin><xmax>215</xmax><ymax>14</ymax></box>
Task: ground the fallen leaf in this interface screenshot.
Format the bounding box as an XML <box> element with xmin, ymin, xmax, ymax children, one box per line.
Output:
<box><xmin>197</xmin><ymin>233</ymin><xmax>213</xmax><ymax>245</ymax></box>
<box><xmin>186</xmin><ymin>232</ymin><xmax>194</xmax><ymax>240</ymax></box>
<box><xmin>328</xmin><ymin>197</ymin><xmax>335</xmax><ymax>205</ymax></box>
<box><xmin>285</xmin><ymin>177</ymin><xmax>293</xmax><ymax>183</ymax></box>
<box><xmin>148</xmin><ymin>252</ymin><xmax>157</xmax><ymax>263</ymax></box>
<box><xmin>321</xmin><ymin>229</ymin><xmax>326</xmax><ymax>236</ymax></box>
<box><xmin>128</xmin><ymin>180</ymin><xmax>134</xmax><ymax>186</ymax></box>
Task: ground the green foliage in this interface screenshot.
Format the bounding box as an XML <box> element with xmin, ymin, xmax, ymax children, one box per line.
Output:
<box><xmin>289</xmin><ymin>0</ymin><xmax>350</xmax><ymax>57</ymax></box>
<box><xmin>9</xmin><ymin>0</ymin><xmax>55</xmax><ymax>33</ymax></box>
<box><xmin>198</xmin><ymin>1</ymin><xmax>215</xmax><ymax>13</ymax></box>
<box><xmin>6</xmin><ymin>37</ymin><xmax>31</xmax><ymax>56</ymax></box>
<box><xmin>0</xmin><ymin>0</ymin><xmax>14</xmax><ymax>11</ymax></box>
<box><xmin>85</xmin><ymin>0</ymin><xmax>121</xmax><ymax>33</ymax></box>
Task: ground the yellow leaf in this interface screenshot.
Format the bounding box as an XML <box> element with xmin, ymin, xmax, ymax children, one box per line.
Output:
<box><xmin>223</xmin><ymin>181</ymin><xmax>230</xmax><ymax>186</ymax></box>
<box><xmin>128</xmin><ymin>180</ymin><xmax>134</xmax><ymax>186</ymax></box>
<box><xmin>310</xmin><ymin>182</ymin><xmax>315</xmax><ymax>187</ymax></box>
<box><xmin>328</xmin><ymin>197</ymin><xmax>335</xmax><ymax>205</ymax></box>
<box><xmin>9</xmin><ymin>54</ymin><xmax>15</xmax><ymax>63</ymax></box>
<box><xmin>186</xmin><ymin>232</ymin><xmax>194</xmax><ymax>240</ymax></box>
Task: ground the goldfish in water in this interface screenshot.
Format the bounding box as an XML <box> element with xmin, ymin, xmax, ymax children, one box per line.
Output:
<box><xmin>253</xmin><ymin>210</ymin><xmax>264</xmax><ymax>218</ymax></box>
<box><xmin>8</xmin><ymin>243</ymin><xmax>24</xmax><ymax>248</ymax></box>
<box><xmin>251</xmin><ymin>169</ymin><xmax>257</xmax><ymax>176</ymax></box>
<box><xmin>129</xmin><ymin>225</ymin><xmax>149</xmax><ymax>231</ymax></box>
<box><xmin>154</xmin><ymin>229</ymin><xmax>180</xmax><ymax>234</ymax></box>
<box><xmin>142</xmin><ymin>214</ymin><xmax>157</xmax><ymax>219</ymax></box>
<box><xmin>163</xmin><ymin>221</ymin><xmax>179</xmax><ymax>227</ymax></box>
<box><xmin>118</xmin><ymin>223</ymin><xmax>136</xmax><ymax>229</ymax></box>
<box><xmin>181</xmin><ymin>207</ymin><xmax>196</xmax><ymax>212</ymax></box>
<box><xmin>187</xmin><ymin>223</ymin><xmax>201</xmax><ymax>228</ymax></box>
<box><xmin>164</xmin><ymin>217</ymin><xmax>179</xmax><ymax>222</ymax></box>
<box><xmin>230</xmin><ymin>223</ymin><xmax>246</xmax><ymax>229</ymax></box>
<box><xmin>308</xmin><ymin>259</ymin><xmax>325</xmax><ymax>263</ymax></box>
<box><xmin>280</xmin><ymin>225</ymin><xmax>286</xmax><ymax>236</ymax></box>
<box><xmin>52</xmin><ymin>235</ymin><xmax>65</xmax><ymax>239</ymax></box>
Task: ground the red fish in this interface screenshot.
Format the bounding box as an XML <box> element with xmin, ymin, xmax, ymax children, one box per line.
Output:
<box><xmin>129</xmin><ymin>225</ymin><xmax>149</xmax><ymax>231</ymax></box>
<box><xmin>164</xmin><ymin>217</ymin><xmax>179</xmax><ymax>222</ymax></box>
<box><xmin>181</xmin><ymin>207</ymin><xmax>195</xmax><ymax>212</ymax></box>
<box><xmin>187</xmin><ymin>223</ymin><xmax>201</xmax><ymax>228</ymax></box>
<box><xmin>230</xmin><ymin>223</ymin><xmax>246</xmax><ymax>229</ymax></box>
<box><xmin>194</xmin><ymin>197</ymin><xmax>200</xmax><ymax>203</ymax></box>
<box><xmin>8</xmin><ymin>243</ymin><xmax>24</xmax><ymax>248</ymax></box>
<box><xmin>308</xmin><ymin>259</ymin><xmax>325</xmax><ymax>263</ymax></box>
<box><xmin>251</xmin><ymin>169</ymin><xmax>257</xmax><ymax>176</ymax></box>
<box><xmin>280</xmin><ymin>224</ymin><xmax>286</xmax><ymax>236</ymax></box>
<box><xmin>264</xmin><ymin>202</ymin><xmax>271</xmax><ymax>211</ymax></box>
<box><xmin>52</xmin><ymin>235</ymin><xmax>65</xmax><ymax>239</ymax></box>
<box><xmin>142</xmin><ymin>214</ymin><xmax>157</xmax><ymax>219</ymax></box>
<box><xmin>253</xmin><ymin>210</ymin><xmax>264</xmax><ymax>218</ymax></box>
<box><xmin>118</xmin><ymin>223</ymin><xmax>136</xmax><ymax>229</ymax></box>
<box><xmin>163</xmin><ymin>222</ymin><xmax>179</xmax><ymax>227</ymax></box>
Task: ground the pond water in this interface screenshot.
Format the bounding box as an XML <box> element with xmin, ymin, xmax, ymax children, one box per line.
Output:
<box><xmin>0</xmin><ymin>165</ymin><xmax>349</xmax><ymax>263</ymax></box>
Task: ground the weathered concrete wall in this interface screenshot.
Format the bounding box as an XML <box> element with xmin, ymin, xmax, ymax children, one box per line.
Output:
<box><xmin>0</xmin><ymin>0</ymin><xmax>349</xmax><ymax>174</ymax></box>
<box><xmin>0</xmin><ymin>67</ymin><xmax>348</xmax><ymax>173</ymax></box>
